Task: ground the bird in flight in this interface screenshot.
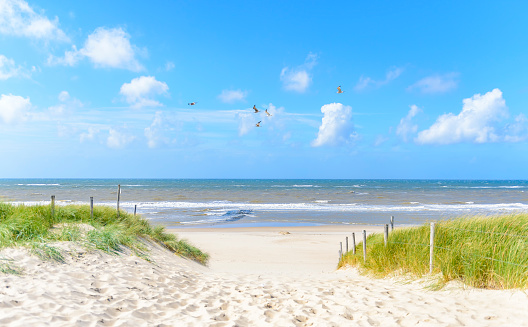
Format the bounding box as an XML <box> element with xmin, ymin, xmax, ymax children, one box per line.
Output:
<box><xmin>265</xmin><ymin>109</ymin><xmax>272</xmax><ymax>117</ymax></box>
<box><xmin>188</xmin><ymin>102</ymin><xmax>198</xmax><ymax>106</ymax></box>
<box><xmin>256</xmin><ymin>121</ymin><xmax>261</xmax><ymax>127</ymax></box>
<box><xmin>337</xmin><ymin>86</ymin><xmax>344</xmax><ymax>94</ymax></box>
<box><xmin>253</xmin><ymin>105</ymin><xmax>260</xmax><ymax>113</ymax></box>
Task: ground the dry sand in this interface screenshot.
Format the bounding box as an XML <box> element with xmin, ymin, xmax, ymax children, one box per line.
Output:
<box><xmin>1</xmin><ymin>224</ymin><xmax>527</xmax><ymax>326</ymax></box>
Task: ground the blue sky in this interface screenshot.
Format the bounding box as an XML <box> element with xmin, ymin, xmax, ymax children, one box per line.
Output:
<box><xmin>1</xmin><ymin>0</ymin><xmax>528</xmax><ymax>179</ymax></box>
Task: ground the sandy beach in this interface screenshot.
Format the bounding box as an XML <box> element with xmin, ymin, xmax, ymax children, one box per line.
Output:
<box><xmin>1</xmin><ymin>224</ymin><xmax>528</xmax><ymax>326</ymax></box>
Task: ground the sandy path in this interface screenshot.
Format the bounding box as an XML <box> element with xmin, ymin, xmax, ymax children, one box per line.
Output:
<box><xmin>0</xmin><ymin>225</ymin><xmax>527</xmax><ymax>326</ymax></box>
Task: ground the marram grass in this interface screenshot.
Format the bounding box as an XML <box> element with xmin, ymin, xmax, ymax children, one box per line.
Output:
<box><xmin>0</xmin><ymin>203</ymin><xmax>208</xmax><ymax>271</ymax></box>
<box><xmin>339</xmin><ymin>214</ymin><xmax>528</xmax><ymax>289</ymax></box>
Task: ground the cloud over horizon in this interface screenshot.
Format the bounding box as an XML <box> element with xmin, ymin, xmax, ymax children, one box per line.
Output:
<box><xmin>312</xmin><ymin>102</ymin><xmax>356</xmax><ymax>147</ymax></box>
<box><xmin>48</xmin><ymin>27</ymin><xmax>144</xmax><ymax>71</ymax></box>
<box><xmin>120</xmin><ymin>76</ymin><xmax>169</xmax><ymax>109</ymax></box>
<box><xmin>397</xmin><ymin>105</ymin><xmax>422</xmax><ymax>142</ymax></box>
<box><xmin>0</xmin><ymin>93</ymin><xmax>31</xmax><ymax>124</ymax></box>
<box><xmin>416</xmin><ymin>88</ymin><xmax>507</xmax><ymax>144</ymax></box>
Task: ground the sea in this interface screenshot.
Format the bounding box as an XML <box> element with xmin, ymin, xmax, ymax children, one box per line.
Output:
<box><xmin>1</xmin><ymin>179</ymin><xmax>527</xmax><ymax>228</ymax></box>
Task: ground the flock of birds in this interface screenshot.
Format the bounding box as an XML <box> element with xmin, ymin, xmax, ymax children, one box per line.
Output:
<box><xmin>187</xmin><ymin>86</ymin><xmax>344</xmax><ymax>128</ymax></box>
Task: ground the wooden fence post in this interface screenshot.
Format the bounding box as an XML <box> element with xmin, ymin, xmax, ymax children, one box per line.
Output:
<box><xmin>384</xmin><ymin>224</ymin><xmax>389</xmax><ymax>246</ymax></box>
<box><xmin>352</xmin><ymin>233</ymin><xmax>356</xmax><ymax>255</ymax></box>
<box><xmin>390</xmin><ymin>216</ymin><xmax>394</xmax><ymax>231</ymax></box>
<box><xmin>345</xmin><ymin>236</ymin><xmax>349</xmax><ymax>253</ymax></box>
<box><xmin>430</xmin><ymin>222</ymin><xmax>435</xmax><ymax>274</ymax></box>
<box><xmin>362</xmin><ymin>230</ymin><xmax>367</xmax><ymax>262</ymax></box>
<box><xmin>134</xmin><ymin>204</ymin><xmax>137</xmax><ymax>217</ymax></box>
<box><xmin>90</xmin><ymin>197</ymin><xmax>94</xmax><ymax>220</ymax></box>
<box><xmin>117</xmin><ymin>184</ymin><xmax>121</xmax><ymax>218</ymax></box>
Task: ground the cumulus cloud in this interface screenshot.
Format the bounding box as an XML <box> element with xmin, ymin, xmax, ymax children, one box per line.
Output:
<box><xmin>218</xmin><ymin>89</ymin><xmax>247</xmax><ymax>103</ymax></box>
<box><xmin>0</xmin><ymin>93</ymin><xmax>31</xmax><ymax>124</ymax></box>
<box><xmin>0</xmin><ymin>0</ymin><xmax>68</xmax><ymax>41</ymax></box>
<box><xmin>107</xmin><ymin>128</ymin><xmax>135</xmax><ymax>148</ymax></box>
<box><xmin>396</xmin><ymin>105</ymin><xmax>422</xmax><ymax>142</ymax></box>
<box><xmin>120</xmin><ymin>76</ymin><xmax>169</xmax><ymax>109</ymax></box>
<box><xmin>48</xmin><ymin>27</ymin><xmax>144</xmax><ymax>71</ymax></box>
<box><xmin>416</xmin><ymin>88</ymin><xmax>507</xmax><ymax>144</ymax></box>
<box><xmin>408</xmin><ymin>72</ymin><xmax>459</xmax><ymax>94</ymax></box>
<box><xmin>311</xmin><ymin>102</ymin><xmax>356</xmax><ymax>147</ymax></box>
<box><xmin>354</xmin><ymin>67</ymin><xmax>403</xmax><ymax>91</ymax></box>
<box><xmin>0</xmin><ymin>54</ymin><xmax>30</xmax><ymax>79</ymax></box>
<box><xmin>280</xmin><ymin>53</ymin><xmax>317</xmax><ymax>93</ymax></box>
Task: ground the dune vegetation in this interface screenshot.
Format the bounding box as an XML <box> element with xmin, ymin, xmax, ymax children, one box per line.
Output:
<box><xmin>0</xmin><ymin>202</ymin><xmax>208</xmax><ymax>273</ymax></box>
<box><xmin>339</xmin><ymin>214</ymin><xmax>528</xmax><ymax>289</ymax></box>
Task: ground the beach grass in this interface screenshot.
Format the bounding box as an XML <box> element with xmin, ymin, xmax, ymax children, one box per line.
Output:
<box><xmin>0</xmin><ymin>202</ymin><xmax>208</xmax><ymax>267</ymax></box>
<box><xmin>339</xmin><ymin>214</ymin><xmax>528</xmax><ymax>289</ymax></box>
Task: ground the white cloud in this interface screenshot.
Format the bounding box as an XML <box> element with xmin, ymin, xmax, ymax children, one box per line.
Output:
<box><xmin>0</xmin><ymin>93</ymin><xmax>31</xmax><ymax>124</ymax></box>
<box><xmin>416</xmin><ymin>88</ymin><xmax>507</xmax><ymax>144</ymax></box>
<box><xmin>144</xmin><ymin>111</ymin><xmax>171</xmax><ymax>148</ymax></box>
<box><xmin>47</xmin><ymin>90</ymin><xmax>83</xmax><ymax>116</ymax></box>
<box><xmin>396</xmin><ymin>105</ymin><xmax>422</xmax><ymax>142</ymax></box>
<box><xmin>237</xmin><ymin>112</ymin><xmax>255</xmax><ymax>136</ymax></box>
<box><xmin>80</xmin><ymin>126</ymin><xmax>99</xmax><ymax>143</ymax></box>
<box><xmin>354</xmin><ymin>67</ymin><xmax>403</xmax><ymax>91</ymax></box>
<box><xmin>0</xmin><ymin>54</ymin><xmax>29</xmax><ymax>79</ymax></box>
<box><xmin>107</xmin><ymin>128</ymin><xmax>135</xmax><ymax>148</ymax></box>
<box><xmin>48</xmin><ymin>27</ymin><xmax>144</xmax><ymax>71</ymax></box>
<box><xmin>408</xmin><ymin>73</ymin><xmax>459</xmax><ymax>94</ymax></box>
<box><xmin>0</xmin><ymin>0</ymin><xmax>68</xmax><ymax>41</ymax></box>
<box><xmin>312</xmin><ymin>102</ymin><xmax>356</xmax><ymax>147</ymax></box>
<box><xmin>504</xmin><ymin>113</ymin><xmax>528</xmax><ymax>142</ymax></box>
<box><xmin>218</xmin><ymin>89</ymin><xmax>247</xmax><ymax>103</ymax></box>
<box><xmin>120</xmin><ymin>76</ymin><xmax>169</xmax><ymax>109</ymax></box>
<box><xmin>280</xmin><ymin>53</ymin><xmax>317</xmax><ymax>93</ymax></box>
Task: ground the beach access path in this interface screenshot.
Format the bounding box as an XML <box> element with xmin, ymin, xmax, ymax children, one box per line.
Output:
<box><xmin>1</xmin><ymin>224</ymin><xmax>527</xmax><ymax>326</ymax></box>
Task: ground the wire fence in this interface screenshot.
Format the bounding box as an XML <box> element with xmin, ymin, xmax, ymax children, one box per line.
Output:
<box><xmin>339</xmin><ymin>216</ymin><xmax>528</xmax><ymax>273</ymax></box>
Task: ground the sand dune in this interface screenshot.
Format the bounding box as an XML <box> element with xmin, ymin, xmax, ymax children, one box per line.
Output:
<box><xmin>1</xmin><ymin>225</ymin><xmax>527</xmax><ymax>326</ymax></box>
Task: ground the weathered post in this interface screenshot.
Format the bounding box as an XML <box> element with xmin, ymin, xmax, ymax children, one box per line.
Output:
<box><xmin>430</xmin><ymin>222</ymin><xmax>435</xmax><ymax>274</ymax></box>
<box><xmin>384</xmin><ymin>224</ymin><xmax>389</xmax><ymax>246</ymax></box>
<box><xmin>90</xmin><ymin>197</ymin><xmax>94</xmax><ymax>220</ymax></box>
<box><xmin>352</xmin><ymin>233</ymin><xmax>356</xmax><ymax>255</ymax></box>
<box><xmin>117</xmin><ymin>184</ymin><xmax>121</xmax><ymax>218</ymax></box>
<box><xmin>51</xmin><ymin>195</ymin><xmax>55</xmax><ymax>219</ymax></box>
<box><xmin>390</xmin><ymin>216</ymin><xmax>394</xmax><ymax>231</ymax></box>
<box><xmin>345</xmin><ymin>236</ymin><xmax>349</xmax><ymax>253</ymax></box>
<box><xmin>134</xmin><ymin>204</ymin><xmax>137</xmax><ymax>217</ymax></box>
<box><xmin>362</xmin><ymin>230</ymin><xmax>367</xmax><ymax>262</ymax></box>
<box><xmin>340</xmin><ymin>242</ymin><xmax>343</xmax><ymax>259</ymax></box>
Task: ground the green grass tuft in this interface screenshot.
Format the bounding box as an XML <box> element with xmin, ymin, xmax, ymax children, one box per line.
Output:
<box><xmin>0</xmin><ymin>202</ymin><xmax>209</xmax><ymax>271</ymax></box>
<box><xmin>339</xmin><ymin>214</ymin><xmax>528</xmax><ymax>289</ymax></box>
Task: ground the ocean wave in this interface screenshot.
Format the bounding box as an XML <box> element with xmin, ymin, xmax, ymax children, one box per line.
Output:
<box><xmin>180</xmin><ymin>209</ymin><xmax>253</xmax><ymax>225</ymax></box>
<box><xmin>9</xmin><ymin>200</ymin><xmax>528</xmax><ymax>216</ymax></box>
<box><xmin>17</xmin><ymin>183</ymin><xmax>60</xmax><ymax>186</ymax></box>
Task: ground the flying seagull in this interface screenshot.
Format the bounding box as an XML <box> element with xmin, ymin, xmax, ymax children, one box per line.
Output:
<box><xmin>256</xmin><ymin>121</ymin><xmax>261</xmax><ymax>127</ymax></box>
<box><xmin>337</xmin><ymin>86</ymin><xmax>344</xmax><ymax>94</ymax></box>
<box><xmin>253</xmin><ymin>105</ymin><xmax>260</xmax><ymax>113</ymax></box>
<box><xmin>188</xmin><ymin>102</ymin><xmax>198</xmax><ymax>105</ymax></box>
<box><xmin>265</xmin><ymin>109</ymin><xmax>272</xmax><ymax>117</ymax></box>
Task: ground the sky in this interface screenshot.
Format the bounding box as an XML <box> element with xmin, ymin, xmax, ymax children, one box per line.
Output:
<box><xmin>1</xmin><ymin>0</ymin><xmax>528</xmax><ymax>179</ymax></box>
